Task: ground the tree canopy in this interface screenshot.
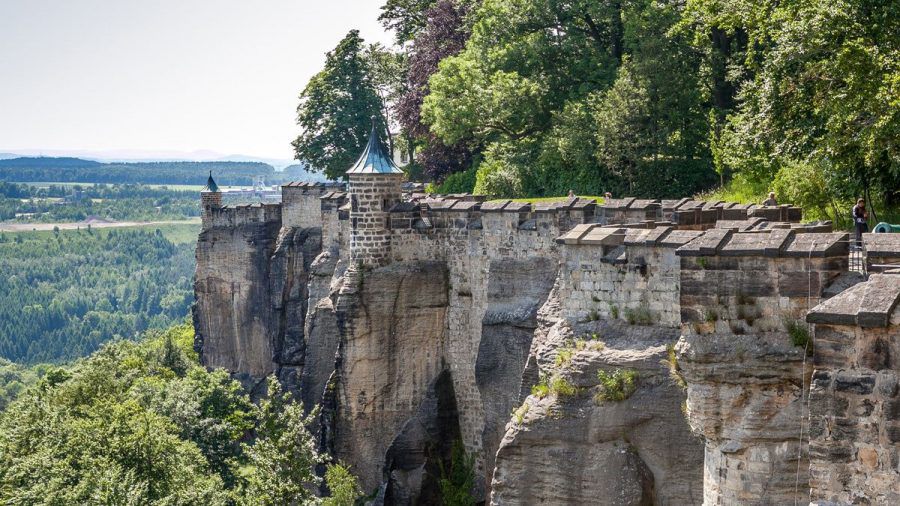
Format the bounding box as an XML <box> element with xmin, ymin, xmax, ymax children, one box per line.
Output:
<box><xmin>0</xmin><ymin>324</ymin><xmax>360</xmax><ymax>505</ymax></box>
<box><xmin>293</xmin><ymin>30</ymin><xmax>389</xmax><ymax>180</ymax></box>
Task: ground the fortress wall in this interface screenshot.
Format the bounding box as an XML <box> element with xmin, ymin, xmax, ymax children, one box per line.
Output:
<box><xmin>677</xmin><ymin>230</ymin><xmax>850</xmax><ymax>505</ymax></box>
<box><xmin>282</xmin><ymin>186</ymin><xmax>328</xmax><ymax>229</ymax></box>
<box><xmin>556</xmin><ymin>226</ymin><xmax>690</xmax><ymax>328</ymax></box>
<box><xmin>379</xmin><ymin>207</ymin><xmax>567</xmax><ymax>493</ymax></box>
<box><xmin>204</xmin><ymin>203</ymin><xmax>282</xmax><ymax>230</ymax></box>
<box><xmin>806</xmin><ymin>273</ymin><xmax>900</xmax><ymax>505</ymax></box>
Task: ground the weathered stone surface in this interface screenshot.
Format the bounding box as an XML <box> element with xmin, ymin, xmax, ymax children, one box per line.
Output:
<box><xmin>333</xmin><ymin>261</ymin><xmax>449</xmax><ymax>493</ymax></box>
<box><xmin>491</xmin><ymin>318</ymin><xmax>703</xmax><ymax>505</ymax></box>
<box><xmin>196</xmin><ymin>180</ymin><xmax>900</xmax><ymax>506</ymax></box>
<box><xmin>194</xmin><ymin>219</ymin><xmax>287</xmax><ymax>379</ymax></box>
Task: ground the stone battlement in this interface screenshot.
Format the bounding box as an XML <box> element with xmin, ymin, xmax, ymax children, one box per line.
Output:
<box><xmin>203</xmin><ymin>202</ymin><xmax>282</xmax><ymax>229</ymax></box>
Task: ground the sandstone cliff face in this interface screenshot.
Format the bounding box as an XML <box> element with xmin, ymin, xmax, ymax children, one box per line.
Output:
<box><xmin>677</xmin><ymin>334</ymin><xmax>811</xmax><ymax>505</ymax></box>
<box><xmin>491</xmin><ymin>313</ymin><xmax>703</xmax><ymax>505</ymax></box>
<box><xmin>331</xmin><ymin>261</ymin><xmax>450</xmax><ymax>494</ymax></box>
<box><xmin>195</xmin><ymin>186</ymin><xmax>894</xmax><ymax>505</ymax></box>
<box><xmin>194</xmin><ymin>220</ymin><xmax>284</xmax><ymax>383</ymax></box>
<box><xmin>194</xmin><ymin>221</ymin><xmax>323</xmax><ymax>396</ymax></box>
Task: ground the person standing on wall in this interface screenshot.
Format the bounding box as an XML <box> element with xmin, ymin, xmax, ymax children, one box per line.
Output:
<box><xmin>852</xmin><ymin>198</ymin><xmax>869</xmax><ymax>247</ymax></box>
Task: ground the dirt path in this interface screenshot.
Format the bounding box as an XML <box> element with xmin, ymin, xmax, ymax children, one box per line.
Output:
<box><xmin>0</xmin><ymin>218</ymin><xmax>201</xmax><ymax>232</ymax></box>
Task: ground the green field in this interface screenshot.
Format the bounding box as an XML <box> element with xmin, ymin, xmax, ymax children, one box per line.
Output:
<box><xmin>0</xmin><ymin>222</ymin><xmax>200</xmax><ymax>244</ymax></box>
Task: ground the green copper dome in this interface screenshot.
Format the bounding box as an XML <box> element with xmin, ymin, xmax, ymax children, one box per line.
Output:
<box><xmin>346</xmin><ymin>125</ymin><xmax>404</xmax><ymax>175</ymax></box>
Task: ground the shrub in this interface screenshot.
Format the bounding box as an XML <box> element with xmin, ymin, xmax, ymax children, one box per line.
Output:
<box><xmin>436</xmin><ymin>166</ymin><xmax>477</xmax><ymax>194</ymax></box>
<box><xmin>554</xmin><ymin>347</ymin><xmax>574</xmax><ymax>368</ymax></box>
<box><xmin>512</xmin><ymin>402</ymin><xmax>530</xmax><ymax>425</ymax></box>
<box><xmin>609</xmin><ymin>304</ymin><xmax>620</xmax><ymax>319</ymax></box>
<box><xmin>625</xmin><ymin>305</ymin><xmax>653</xmax><ymax>325</ymax></box>
<box><xmin>323</xmin><ymin>463</ymin><xmax>362</xmax><ymax>506</ymax></box>
<box><xmin>662</xmin><ymin>344</ymin><xmax>687</xmax><ymax>390</ymax></box>
<box><xmin>704</xmin><ymin>309</ymin><xmax>718</xmax><ymax>323</ymax></box>
<box><xmin>439</xmin><ymin>441</ymin><xmax>476</xmax><ymax>506</ymax></box>
<box><xmin>531</xmin><ymin>376</ymin><xmax>550</xmax><ymax>399</ymax></box>
<box><xmin>549</xmin><ymin>375</ymin><xmax>578</xmax><ymax>397</ymax></box>
<box><xmin>594</xmin><ymin>369</ymin><xmax>639</xmax><ymax>403</ymax></box>
<box><xmin>785</xmin><ymin>319</ymin><xmax>811</xmax><ymax>351</ymax></box>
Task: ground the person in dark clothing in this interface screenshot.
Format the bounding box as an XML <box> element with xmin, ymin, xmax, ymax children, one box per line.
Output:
<box><xmin>852</xmin><ymin>198</ymin><xmax>868</xmax><ymax>247</ymax></box>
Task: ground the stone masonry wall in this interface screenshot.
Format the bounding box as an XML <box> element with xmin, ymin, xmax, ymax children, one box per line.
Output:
<box><xmin>677</xmin><ymin>230</ymin><xmax>849</xmax><ymax>505</ymax></box>
<box><xmin>806</xmin><ymin>273</ymin><xmax>900</xmax><ymax>505</ymax></box>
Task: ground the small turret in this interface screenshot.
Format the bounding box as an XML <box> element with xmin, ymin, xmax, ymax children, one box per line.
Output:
<box><xmin>200</xmin><ymin>171</ymin><xmax>222</xmax><ymax>227</ymax></box>
<box><xmin>347</xmin><ymin>123</ymin><xmax>404</xmax><ymax>267</ymax></box>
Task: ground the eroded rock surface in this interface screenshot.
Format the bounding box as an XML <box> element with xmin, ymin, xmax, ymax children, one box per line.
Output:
<box><xmin>491</xmin><ymin>316</ymin><xmax>704</xmax><ymax>505</ymax></box>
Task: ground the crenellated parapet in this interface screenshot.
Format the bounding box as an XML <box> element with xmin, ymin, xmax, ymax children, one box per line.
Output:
<box><xmin>202</xmin><ymin>202</ymin><xmax>283</xmax><ymax>230</ymax></box>
<box><xmin>555</xmin><ymin>224</ymin><xmax>700</xmax><ymax>327</ymax></box>
<box><xmin>281</xmin><ymin>181</ymin><xmax>345</xmax><ymax>229</ymax></box>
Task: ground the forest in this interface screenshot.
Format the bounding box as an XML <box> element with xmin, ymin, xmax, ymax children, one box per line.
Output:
<box><xmin>0</xmin><ymin>158</ymin><xmax>280</xmax><ymax>186</ymax></box>
<box><xmin>0</xmin><ymin>182</ymin><xmax>200</xmax><ymax>222</ymax></box>
<box><xmin>0</xmin><ymin>324</ymin><xmax>364</xmax><ymax>505</ymax></box>
<box><xmin>0</xmin><ymin>226</ymin><xmax>197</xmax><ymax>364</ymax></box>
<box><xmin>294</xmin><ymin>0</ymin><xmax>898</xmax><ymax>225</ymax></box>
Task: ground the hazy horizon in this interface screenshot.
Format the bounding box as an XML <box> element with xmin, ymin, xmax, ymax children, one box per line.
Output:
<box><xmin>0</xmin><ymin>1</ymin><xmax>393</xmax><ymax>161</ymax></box>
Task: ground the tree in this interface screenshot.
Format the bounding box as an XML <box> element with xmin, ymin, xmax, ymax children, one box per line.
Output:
<box><xmin>293</xmin><ymin>30</ymin><xmax>387</xmax><ymax>180</ymax></box>
<box><xmin>323</xmin><ymin>463</ymin><xmax>363</xmax><ymax>506</ymax></box>
<box><xmin>379</xmin><ymin>0</ymin><xmax>439</xmax><ymax>44</ymax></box>
<box><xmin>396</xmin><ymin>0</ymin><xmax>476</xmax><ymax>181</ymax></box>
<box><xmin>238</xmin><ymin>376</ymin><xmax>325</xmax><ymax>505</ymax></box>
<box><xmin>423</xmin><ymin>0</ymin><xmax>716</xmax><ymax>197</ymax></box>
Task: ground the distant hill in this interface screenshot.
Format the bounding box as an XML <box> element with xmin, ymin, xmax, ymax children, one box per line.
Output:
<box><xmin>0</xmin><ymin>156</ymin><xmax>102</xmax><ymax>168</ymax></box>
<box><xmin>0</xmin><ymin>157</ymin><xmax>291</xmax><ymax>186</ymax></box>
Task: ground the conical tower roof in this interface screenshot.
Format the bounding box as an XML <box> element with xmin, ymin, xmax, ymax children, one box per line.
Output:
<box><xmin>346</xmin><ymin>124</ymin><xmax>404</xmax><ymax>175</ymax></box>
<box><xmin>201</xmin><ymin>171</ymin><xmax>220</xmax><ymax>193</ymax></box>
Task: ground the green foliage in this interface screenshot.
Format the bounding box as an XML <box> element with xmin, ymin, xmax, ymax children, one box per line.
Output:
<box><xmin>624</xmin><ymin>305</ymin><xmax>654</xmax><ymax>325</ymax></box>
<box><xmin>439</xmin><ymin>440</ymin><xmax>476</xmax><ymax>506</ymax></box>
<box><xmin>512</xmin><ymin>402</ymin><xmax>530</xmax><ymax>425</ymax></box>
<box><xmin>530</xmin><ymin>376</ymin><xmax>550</xmax><ymax>399</ymax></box>
<box><xmin>549</xmin><ymin>375</ymin><xmax>578</xmax><ymax>397</ymax></box>
<box><xmin>379</xmin><ymin>0</ymin><xmax>437</xmax><ymax>44</ymax></box>
<box><xmin>422</xmin><ymin>0</ymin><xmax>717</xmax><ymax>197</ymax></box>
<box><xmin>323</xmin><ymin>463</ymin><xmax>363</xmax><ymax>506</ymax></box>
<box><xmin>435</xmin><ymin>165</ymin><xmax>477</xmax><ymax>194</ymax></box>
<box><xmin>0</xmin><ymin>227</ymin><xmax>195</xmax><ymax>363</ymax></box>
<box><xmin>785</xmin><ymin>320</ymin><xmax>811</xmax><ymax>351</ymax></box>
<box><xmin>0</xmin><ymin>325</ymin><xmax>325</xmax><ymax>505</ymax></box>
<box><xmin>239</xmin><ymin>377</ymin><xmax>325</xmax><ymax>505</ymax></box>
<box><xmin>554</xmin><ymin>347</ymin><xmax>574</xmax><ymax>368</ymax></box>
<box><xmin>294</xmin><ymin>30</ymin><xmax>388</xmax><ymax>180</ymax></box>
<box><xmin>685</xmin><ymin>0</ymin><xmax>899</xmax><ymax>218</ymax></box>
<box><xmin>0</xmin><ymin>358</ymin><xmax>48</xmax><ymax>411</ymax></box>
<box><xmin>704</xmin><ymin>309</ymin><xmax>719</xmax><ymax>323</ymax></box>
<box><xmin>0</xmin><ymin>182</ymin><xmax>201</xmax><ymax>223</ymax></box>
<box><xmin>663</xmin><ymin>344</ymin><xmax>687</xmax><ymax>390</ymax></box>
<box><xmin>594</xmin><ymin>369</ymin><xmax>639</xmax><ymax>403</ymax></box>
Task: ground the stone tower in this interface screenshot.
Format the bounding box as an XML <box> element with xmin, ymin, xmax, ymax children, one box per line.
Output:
<box><xmin>200</xmin><ymin>171</ymin><xmax>222</xmax><ymax>228</ymax></box>
<box><xmin>347</xmin><ymin>124</ymin><xmax>404</xmax><ymax>267</ymax></box>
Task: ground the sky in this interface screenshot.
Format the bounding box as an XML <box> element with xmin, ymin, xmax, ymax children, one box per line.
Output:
<box><xmin>0</xmin><ymin>0</ymin><xmax>393</xmax><ymax>162</ymax></box>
